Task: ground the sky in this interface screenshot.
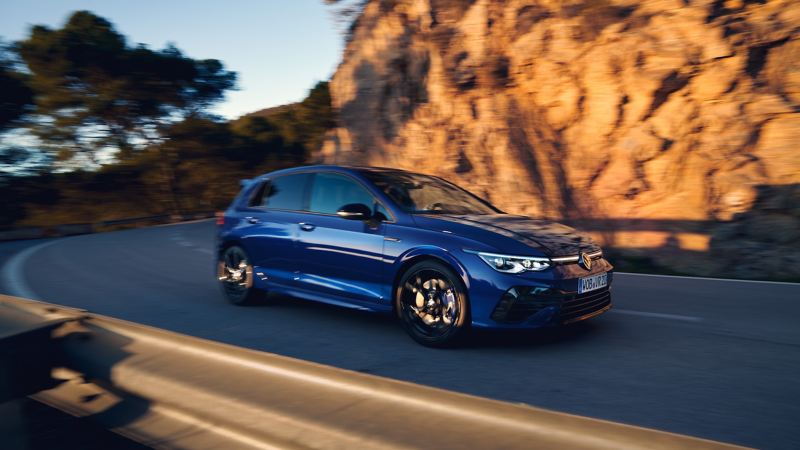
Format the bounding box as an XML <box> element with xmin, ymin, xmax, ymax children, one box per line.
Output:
<box><xmin>0</xmin><ymin>0</ymin><xmax>345</xmax><ymax>119</ymax></box>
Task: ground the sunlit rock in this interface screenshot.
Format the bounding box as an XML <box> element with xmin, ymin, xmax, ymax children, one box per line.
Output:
<box><xmin>319</xmin><ymin>0</ymin><xmax>800</xmax><ymax>279</ymax></box>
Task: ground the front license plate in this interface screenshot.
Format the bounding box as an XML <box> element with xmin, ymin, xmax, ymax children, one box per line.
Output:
<box><xmin>578</xmin><ymin>272</ymin><xmax>607</xmax><ymax>294</ymax></box>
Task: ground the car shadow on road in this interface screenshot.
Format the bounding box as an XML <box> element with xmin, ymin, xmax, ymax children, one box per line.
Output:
<box><xmin>464</xmin><ymin>322</ymin><xmax>600</xmax><ymax>349</ymax></box>
<box><xmin>258</xmin><ymin>292</ymin><xmax>600</xmax><ymax>350</ymax></box>
<box><xmin>259</xmin><ymin>293</ymin><xmax>397</xmax><ymax>324</ymax></box>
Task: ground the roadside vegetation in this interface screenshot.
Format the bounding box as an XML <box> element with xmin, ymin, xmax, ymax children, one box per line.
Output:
<box><xmin>0</xmin><ymin>11</ymin><xmax>334</xmax><ymax>229</ymax></box>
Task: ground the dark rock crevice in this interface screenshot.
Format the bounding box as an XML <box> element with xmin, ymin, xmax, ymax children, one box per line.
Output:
<box><xmin>745</xmin><ymin>37</ymin><xmax>790</xmax><ymax>80</ymax></box>
<box><xmin>642</xmin><ymin>71</ymin><xmax>690</xmax><ymax>120</ymax></box>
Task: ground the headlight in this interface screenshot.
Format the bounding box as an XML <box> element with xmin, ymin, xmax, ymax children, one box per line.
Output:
<box><xmin>472</xmin><ymin>251</ymin><xmax>551</xmax><ymax>273</ymax></box>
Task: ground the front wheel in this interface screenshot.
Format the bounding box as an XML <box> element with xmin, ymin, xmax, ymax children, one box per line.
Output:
<box><xmin>217</xmin><ymin>245</ymin><xmax>263</xmax><ymax>305</ymax></box>
<box><xmin>395</xmin><ymin>261</ymin><xmax>469</xmax><ymax>347</ymax></box>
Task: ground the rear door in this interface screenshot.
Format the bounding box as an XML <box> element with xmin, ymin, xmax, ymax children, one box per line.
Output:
<box><xmin>241</xmin><ymin>173</ymin><xmax>311</xmax><ymax>288</ymax></box>
<box><xmin>293</xmin><ymin>172</ymin><xmax>387</xmax><ymax>305</ymax></box>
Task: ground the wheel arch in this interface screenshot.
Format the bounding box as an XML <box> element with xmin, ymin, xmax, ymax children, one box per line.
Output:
<box><xmin>390</xmin><ymin>248</ymin><xmax>471</xmax><ymax>313</ymax></box>
<box><xmin>215</xmin><ymin>239</ymin><xmax>247</xmax><ymax>276</ymax></box>
<box><xmin>217</xmin><ymin>238</ymin><xmax>245</xmax><ymax>258</ymax></box>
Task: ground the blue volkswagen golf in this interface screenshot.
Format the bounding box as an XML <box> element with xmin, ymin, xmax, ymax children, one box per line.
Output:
<box><xmin>216</xmin><ymin>165</ymin><xmax>612</xmax><ymax>346</ymax></box>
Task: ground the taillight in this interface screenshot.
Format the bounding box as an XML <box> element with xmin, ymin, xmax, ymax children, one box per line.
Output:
<box><xmin>215</xmin><ymin>211</ymin><xmax>225</xmax><ymax>226</ymax></box>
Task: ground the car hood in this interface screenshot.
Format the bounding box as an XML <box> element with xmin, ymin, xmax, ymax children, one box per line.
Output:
<box><xmin>413</xmin><ymin>214</ymin><xmax>600</xmax><ymax>257</ymax></box>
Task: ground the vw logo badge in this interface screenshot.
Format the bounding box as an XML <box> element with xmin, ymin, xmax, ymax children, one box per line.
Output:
<box><xmin>580</xmin><ymin>252</ymin><xmax>592</xmax><ymax>270</ymax></box>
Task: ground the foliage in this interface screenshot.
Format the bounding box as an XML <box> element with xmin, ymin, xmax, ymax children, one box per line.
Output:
<box><xmin>0</xmin><ymin>146</ymin><xmax>50</xmax><ymax>176</ymax></box>
<box><xmin>240</xmin><ymin>81</ymin><xmax>334</xmax><ymax>155</ymax></box>
<box><xmin>324</xmin><ymin>0</ymin><xmax>370</xmax><ymax>41</ymax></box>
<box><xmin>0</xmin><ymin>44</ymin><xmax>34</xmax><ymax>131</ymax></box>
<box><xmin>16</xmin><ymin>10</ymin><xmax>236</xmax><ymax>162</ymax></box>
<box><xmin>0</xmin><ymin>11</ymin><xmax>334</xmax><ymax>230</ymax></box>
<box><xmin>1</xmin><ymin>86</ymin><xmax>334</xmax><ymax>229</ymax></box>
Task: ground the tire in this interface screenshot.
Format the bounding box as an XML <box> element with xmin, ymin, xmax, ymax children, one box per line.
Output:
<box><xmin>395</xmin><ymin>260</ymin><xmax>470</xmax><ymax>347</ymax></box>
<box><xmin>217</xmin><ymin>245</ymin><xmax>264</xmax><ymax>306</ymax></box>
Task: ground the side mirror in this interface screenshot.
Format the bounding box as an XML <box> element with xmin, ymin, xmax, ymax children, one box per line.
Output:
<box><xmin>336</xmin><ymin>203</ymin><xmax>372</xmax><ymax>220</ymax></box>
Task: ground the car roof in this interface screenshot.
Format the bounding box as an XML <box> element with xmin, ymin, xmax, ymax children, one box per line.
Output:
<box><xmin>258</xmin><ymin>164</ymin><xmax>417</xmax><ymax>179</ymax></box>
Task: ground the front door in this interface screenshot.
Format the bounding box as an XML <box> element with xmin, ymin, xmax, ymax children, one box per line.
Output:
<box><xmin>294</xmin><ymin>172</ymin><xmax>386</xmax><ymax>304</ymax></box>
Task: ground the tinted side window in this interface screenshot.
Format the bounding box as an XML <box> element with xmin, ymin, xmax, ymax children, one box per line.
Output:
<box><xmin>263</xmin><ymin>174</ymin><xmax>309</xmax><ymax>210</ymax></box>
<box><xmin>248</xmin><ymin>181</ymin><xmax>268</xmax><ymax>207</ymax></box>
<box><xmin>309</xmin><ymin>173</ymin><xmax>375</xmax><ymax>214</ymax></box>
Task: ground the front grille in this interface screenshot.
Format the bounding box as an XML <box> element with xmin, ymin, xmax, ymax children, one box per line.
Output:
<box><xmin>550</xmin><ymin>250</ymin><xmax>603</xmax><ymax>266</ymax></box>
<box><xmin>558</xmin><ymin>288</ymin><xmax>611</xmax><ymax>324</ymax></box>
<box><xmin>491</xmin><ymin>286</ymin><xmax>611</xmax><ymax>324</ymax></box>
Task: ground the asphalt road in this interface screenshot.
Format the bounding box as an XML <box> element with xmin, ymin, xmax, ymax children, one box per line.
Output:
<box><xmin>2</xmin><ymin>220</ymin><xmax>798</xmax><ymax>449</ymax></box>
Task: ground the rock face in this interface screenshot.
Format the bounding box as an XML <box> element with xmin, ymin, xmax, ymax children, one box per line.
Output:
<box><xmin>319</xmin><ymin>0</ymin><xmax>800</xmax><ymax>280</ymax></box>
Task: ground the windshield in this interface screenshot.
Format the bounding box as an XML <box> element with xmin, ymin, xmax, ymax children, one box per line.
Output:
<box><xmin>362</xmin><ymin>171</ymin><xmax>499</xmax><ymax>215</ymax></box>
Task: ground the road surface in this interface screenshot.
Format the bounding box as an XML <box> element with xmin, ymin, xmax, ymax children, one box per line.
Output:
<box><xmin>1</xmin><ymin>220</ymin><xmax>798</xmax><ymax>449</ymax></box>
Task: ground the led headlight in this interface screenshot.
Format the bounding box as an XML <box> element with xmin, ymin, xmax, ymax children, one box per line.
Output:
<box><xmin>472</xmin><ymin>251</ymin><xmax>551</xmax><ymax>273</ymax></box>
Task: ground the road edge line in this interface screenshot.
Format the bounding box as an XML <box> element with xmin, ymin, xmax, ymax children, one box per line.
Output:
<box><xmin>616</xmin><ymin>272</ymin><xmax>799</xmax><ymax>286</ymax></box>
<box><xmin>1</xmin><ymin>240</ymin><xmax>58</xmax><ymax>299</ymax></box>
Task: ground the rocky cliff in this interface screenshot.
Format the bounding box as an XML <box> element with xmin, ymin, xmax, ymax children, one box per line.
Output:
<box><xmin>319</xmin><ymin>0</ymin><xmax>800</xmax><ymax>279</ymax></box>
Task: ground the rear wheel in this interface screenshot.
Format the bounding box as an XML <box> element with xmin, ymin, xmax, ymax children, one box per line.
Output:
<box><xmin>395</xmin><ymin>261</ymin><xmax>469</xmax><ymax>347</ymax></box>
<box><xmin>217</xmin><ymin>245</ymin><xmax>263</xmax><ymax>305</ymax></box>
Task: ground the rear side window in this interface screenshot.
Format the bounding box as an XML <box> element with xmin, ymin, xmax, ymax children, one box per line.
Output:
<box><xmin>309</xmin><ymin>173</ymin><xmax>375</xmax><ymax>214</ymax></box>
<box><xmin>247</xmin><ymin>182</ymin><xmax>268</xmax><ymax>207</ymax></box>
<box><xmin>261</xmin><ymin>173</ymin><xmax>310</xmax><ymax>211</ymax></box>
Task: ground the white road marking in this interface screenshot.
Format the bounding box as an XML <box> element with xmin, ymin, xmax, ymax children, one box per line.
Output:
<box><xmin>195</xmin><ymin>248</ymin><xmax>214</xmax><ymax>255</ymax></box>
<box><xmin>612</xmin><ymin>308</ymin><xmax>703</xmax><ymax>322</ymax></box>
<box><xmin>0</xmin><ymin>240</ymin><xmax>57</xmax><ymax>299</ymax></box>
<box><xmin>617</xmin><ymin>272</ymin><xmax>798</xmax><ymax>286</ymax></box>
<box><xmin>170</xmin><ymin>233</ymin><xmax>194</xmax><ymax>247</ymax></box>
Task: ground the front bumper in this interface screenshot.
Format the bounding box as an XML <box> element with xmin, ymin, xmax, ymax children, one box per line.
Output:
<box><xmin>490</xmin><ymin>285</ymin><xmax>612</xmax><ymax>326</ymax></box>
<box><xmin>461</xmin><ymin>250</ymin><xmax>614</xmax><ymax>329</ymax></box>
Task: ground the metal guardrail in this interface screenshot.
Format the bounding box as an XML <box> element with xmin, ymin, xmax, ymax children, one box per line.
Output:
<box><xmin>0</xmin><ymin>295</ymin><xmax>747</xmax><ymax>450</ymax></box>
<box><xmin>97</xmin><ymin>214</ymin><xmax>172</xmax><ymax>227</ymax></box>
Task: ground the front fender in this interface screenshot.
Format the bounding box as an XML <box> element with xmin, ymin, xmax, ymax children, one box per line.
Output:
<box><xmin>392</xmin><ymin>246</ymin><xmax>471</xmax><ymax>291</ymax></box>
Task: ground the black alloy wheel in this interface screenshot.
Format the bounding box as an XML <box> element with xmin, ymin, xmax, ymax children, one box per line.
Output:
<box><xmin>396</xmin><ymin>260</ymin><xmax>469</xmax><ymax>347</ymax></box>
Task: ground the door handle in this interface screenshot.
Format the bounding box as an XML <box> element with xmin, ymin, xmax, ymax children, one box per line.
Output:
<box><xmin>299</xmin><ymin>222</ymin><xmax>316</xmax><ymax>232</ymax></box>
<box><xmin>245</xmin><ymin>216</ymin><xmax>260</xmax><ymax>224</ymax></box>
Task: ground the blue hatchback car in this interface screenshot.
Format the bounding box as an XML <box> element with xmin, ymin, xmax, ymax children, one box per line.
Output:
<box><xmin>217</xmin><ymin>165</ymin><xmax>612</xmax><ymax>346</ymax></box>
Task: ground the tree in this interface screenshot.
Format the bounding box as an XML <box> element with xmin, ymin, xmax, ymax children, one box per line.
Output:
<box><xmin>0</xmin><ymin>43</ymin><xmax>34</xmax><ymax>131</ymax></box>
<box><xmin>324</xmin><ymin>0</ymin><xmax>369</xmax><ymax>41</ymax></box>
<box><xmin>240</xmin><ymin>81</ymin><xmax>333</xmax><ymax>158</ymax></box>
<box><xmin>17</xmin><ymin>11</ymin><xmax>236</xmax><ymax>163</ymax></box>
<box><xmin>15</xmin><ymin>11</ymin><xmax>236</xmax><ymax>214</ymax></box>
<box><xmin>2</xmin><ymin>10</ymin><xmax>336</xmax><ymax>228</ymax></box>
<box><xmin>293</xmin><ymin>81</ymin><xmax>335</xmax><ymax>152</ymax></box>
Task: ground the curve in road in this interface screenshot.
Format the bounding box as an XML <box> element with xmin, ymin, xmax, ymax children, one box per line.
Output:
<box><xmin>1</xmin><ymin>220</ymin><xmax>798</xmax><ymax>450</ymax></box>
